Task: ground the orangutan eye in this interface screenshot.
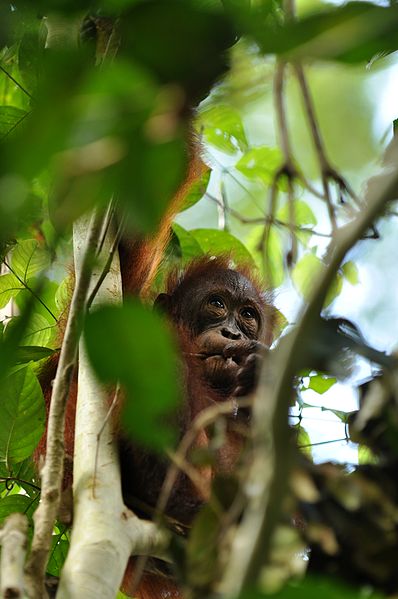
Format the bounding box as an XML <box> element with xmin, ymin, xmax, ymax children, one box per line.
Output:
<box><xmin>241</xmin><ymin>307</ymin><xmax>256</xmax><ymax>319</ymax></box>
<box><xmin>208</xmin><ymin>295</ymin><xmax>225</xmax><ymax>309</ymax></box>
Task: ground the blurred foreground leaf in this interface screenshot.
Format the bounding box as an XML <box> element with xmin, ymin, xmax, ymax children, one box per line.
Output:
<box><xmin>84</xmin><ymin>301</ymin><xmax>180</xmax><ymax>449</ymax></box>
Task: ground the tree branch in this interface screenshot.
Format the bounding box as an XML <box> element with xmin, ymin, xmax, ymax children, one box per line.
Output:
<box><xmin>0</xmin><ymin>513</ymin><xmax>28</xmax><ymax>599</ymax></box>
<box><xmin>219</xmin><ymin>144</ymin><xmax>398</xmax><ymax>596</ymax></box>
<box><xmin>25</xmin><ymin>210</ymin><xmax>104</xmax><ymax>599</ymax></box>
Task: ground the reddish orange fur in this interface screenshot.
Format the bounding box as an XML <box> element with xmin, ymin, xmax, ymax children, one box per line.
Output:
<box><xmin>119</xmin><ymin>143</ymin><xmax>209</xmax><ymax>299</ymax></box>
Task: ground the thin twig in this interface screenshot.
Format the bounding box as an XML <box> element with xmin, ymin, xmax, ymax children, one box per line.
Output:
<box><xmin>294</xmin><ymin>63</ymin><xmax>337</xmax><ymax>232</ymax></box>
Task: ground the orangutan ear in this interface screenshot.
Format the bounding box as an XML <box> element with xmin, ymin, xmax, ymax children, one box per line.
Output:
<box><xmin>154</xmin><ymin>293</ymin><xmax>172</xmax><ymax>314</ymax></box>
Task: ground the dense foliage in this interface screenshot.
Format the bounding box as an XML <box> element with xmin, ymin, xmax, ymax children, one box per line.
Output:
<box><xmin>1</xmin><ymin>1</ymin><xmax>398</xmax><ymax>598</ymax></box>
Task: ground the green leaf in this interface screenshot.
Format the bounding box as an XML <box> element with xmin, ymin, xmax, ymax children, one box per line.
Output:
<box><xmin>245</xmin><ymin>226</ymin><xmax>285</xmax><ymax>288</ymax></box>
<box><xmin>187</xmin><ymin>506</ymin><xmax>220</xmax><ymax>587</ymax></box>
<box><xmin>172</xmin><ymin>223</ymin><xmax>204</xmax><ymax>262</ymax></box>
<box><xmin>240</xmin><ymin>575</ymin><xmax>385</xmax><ymax>598</ymax></box>
<box><xmin>341</xmin><ymin>261</ymin><xmax>359</xmax><ymax>285</ymax></box>
<box><xmin>321</xmin><ymin>407</ymin><xmax>351</xmax><ymax>423</ymax></box>
<box><xmin>179</xmin><ymin>169</ymin><xmax>211</xmax><ymax>212</ymax></box>
<box><xmin>0</xmin><ymin>106</ymin><xmax>28</xmax><ymax>137</ymax></box>
<box><xmin>0</xmin><ymin>495</ymin><xmax>34</xmax><ymax>525</ymax></box>
<box><xmin>0</xmin><ymin>273</ymin><xmax>24</xmax><ymax>309</ymax></box>
<box><xmin>17</xmin><ymin>313</ymin><xmax>55</xmax><ymax>348</ymax></box>
<box><xmin>47</xmin><ymin>535</ymin><xmax>69</xmax><ymax>577</ymax></box>
<box><xmin>18</xmin><ymin>27</ymin><xmax>44</xmax><ymax>95</ymax></box>
<box><xmin>325</xmin><ymin>272</ymin><xmax>343</xmax><ymax>307</ymax></box>
<box><xmin>120</xmin><ymin>2</ymin><xmax>235</xmax><ymax>104</ymax></box>
<box><xmin>250</xmin><ymin>2</ymin><xmax>398</xmax><ymax>64</ymax></box>
<box><xmin>11</xmin><ymin>239</ymin><xmax>50</xmax><ymax>281</ymax></box>
<box><xmin>277</xmin><ymin>200</ymin><xmax>317</xmax><ymax>227</ymax></box>
<box><xmin>15</xmin><ymin>346</ymin><xmax>56</xmax><ymax>363</ymax></box>
<box><xmin>294</xmin><ymin>423</ymin><xmax>312</xmax><ymax>457</ymax></box>
<box><xmin>200</xmin><ymin>104</ymin><xmax>248</xmax><ymax>153</ymax></box>
<box><xmin>236</xmin><ymin>146</ymin><xmax>283</xmax><ymax>184</ymax></box>
<box><xmin>84</xmin><ymin>301</ymin><xmax>180</xmax><ymax>449</ymax></box>
<box><xmin>190</xmin><ymin>228</ymin><xmax>256</xmax><ymax>266</ymax></box>
<box><xmin>308</xmin><ymin>374</ymin><xmax>336</xmax><ymax>394</ymax></box>
<box><xmin>358</xmin><ymin>445</ymin><xmax>378</xmax><ymax>465</ymax></box>
<box><xmin>0</xmin><ymin>365</ymin><xmax>46</xmax><ymax>467</ymax></box>
<box><xmin>292</xmin><ymin>252</ymin><xmax>323</xmax><ymax>298</ymax></box>
<box><xmin>55</xmin><ymin>277</ymin><xmax>71</xmax><ymax>314</ymax></box>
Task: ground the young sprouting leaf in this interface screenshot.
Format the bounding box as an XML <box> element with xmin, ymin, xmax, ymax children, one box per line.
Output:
<box><xmin>245</xmin><ymin>225</ymin><xmax>285</xmax><ymax>288</ymax></box>
<box><xmin>277</xmin><ymin>200</ymin><xmax>317</xmax><ymax>227</ymax></box>
<box><xmin>292</xmin><ymin>253</ymin><xmax>323</xmax><ymax>298</ymax></box>
<box><xmin>325</xmin><ymin>272</ymin><xmax>343</xmax><ymax>307</ymax></box>
<box><xmin>308</xmin><ymin>374</ymin><xmax>336</xmax><ymax>394</ymax></box>
<box><xmin>342</xmin><ymin>261</ymin><xmax>359</xmax><ymax>285</ymax></box>
<box><xmin>0</xmin><ymin>365</ymin><xmax>46</xmax><ymax>467</ymax></box>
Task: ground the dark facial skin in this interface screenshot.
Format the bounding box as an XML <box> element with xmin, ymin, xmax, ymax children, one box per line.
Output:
<box><xmin>168</xmin><ymin>268</ymin><xmax>268</xmax><ymax>397</ymax></box>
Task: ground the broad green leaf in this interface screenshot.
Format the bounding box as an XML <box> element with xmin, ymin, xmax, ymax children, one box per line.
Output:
<box><xmin>277</xmin><ymin>200</ymin><xmax>317</xmax><ymax>227</ymax></box>
<box><xmin>15</xmin><ymin>346</ymin><xmax>56</xmax><ymax>363</ymax></box>
<box><xmin>14</xmin><ymin>278</ymin><xmax>60</xmax><ymax>323</ymax></box>
<box><xmin>47</xmin><ymin>535</ymin><xmax>69</xmax><ymax>577</ymax></box>
<box><xmin>0</xmin><ymin>495</ymin><xmax>34</xmax><ymax>525</ymax></box>
<box><xmin>191</xmin><ymin>228</ymin><xmax>255</xmax><ymax>266</ymax></box>
<box><xmin>236</xmin><ymin>146</ymin><xmax>283</xmax><ymax>185</ymax></box>
<box><xmin>0</xmin><ymin>106</ymin><xmax>28</xmax><ymax>137</ymax></box>
<box><xmin>8</xmin><ymin>313</ymin><xmax>55</xmax><ymax>348</ymax></box>
<box><xmin>119</xmin><ymin>2</ymin><xmax>235</xmax><ymax>104</ymax></box>
<box><xmin>84</xmin><ymin>301</ymin><xmax>180</xmax><ymax>449</ymax></box>
<box><xmin>11</xmin><ymin>239</ymin><xmax>50</xmax><ymax>281</ymax></box>
<box><xmin>250</xmin><ymin>2</ymin><xmax>398</xmax><ymax>64</ymax></box>
<box><xmin>0</xmin><ymin>273</ymin><xmax>24</xmax><ymax>309</ymax></box>
<box><xmin>0</xmin><ymin>365</ymin><xmax>46</xmax><ymax>466</ymax></box>
<box><xmin>341</xmin><ymin>261</ymin><xmax>359</xmax><ymax>285</ymax></box>
<box><xmin>172</xmin><ymin>223</ymin><xmax>204</xmax><ymax>262</ymax></box>
<box><xmin>308</xmin><ymin>374</ymin><xmax>336</xmax><ymax>394</ymax></box>
<box><xmin>179</xmin><ymin>169</ymin><xmax>211</xmax><ymax>212</ymax></box>
<box><xmin>292</xmin><ymin>253</ymin><xmax>323</xmax><ymax>298</ymax></box>
<box><xmin>200</xmin><ymin>104</ymin><xmax>248</xmax><ymax>154</ymax></box>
